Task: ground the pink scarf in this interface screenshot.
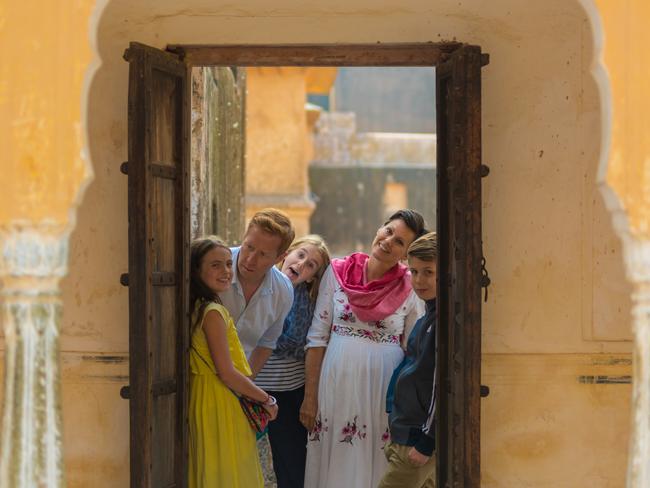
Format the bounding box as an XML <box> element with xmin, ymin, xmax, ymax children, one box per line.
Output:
<box><xmin>331</xmin><ymin>252</ymin><xmax>412</xmax><ymax>322</ymax></box>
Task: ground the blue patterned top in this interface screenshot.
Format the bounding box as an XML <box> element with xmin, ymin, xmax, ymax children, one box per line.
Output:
<box><xmin>272</xmin><ymin>283</ymin><xmax>315</xmax><ymax>361</ymax></box>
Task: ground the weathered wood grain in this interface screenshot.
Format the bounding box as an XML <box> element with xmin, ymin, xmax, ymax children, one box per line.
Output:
<box><xmin>170</xmin><ymin>43</ymin><xmax>462</xmax><ymax>67</ymax></box>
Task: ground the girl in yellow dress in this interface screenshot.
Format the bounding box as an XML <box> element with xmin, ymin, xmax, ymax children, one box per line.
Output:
<box><xmin>189</xmin><ymin>236</ymin><xmax>279</xmax><ymax>488</ymax></box>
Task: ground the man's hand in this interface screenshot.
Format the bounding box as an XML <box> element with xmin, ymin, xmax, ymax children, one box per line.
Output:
<box><xmin>407</xmin><ymin>447</ymin><xmax>431</xmax><ymax>467</ymax></box>
<box><xmin>299</xmin><ymin>395</ymin><xmax>318</xmax><ymax>431</ymax></box>
<box><xmin>248</xmin><ymin>346</ymin><xmax>273</xmax><ymax>378</ymax></box>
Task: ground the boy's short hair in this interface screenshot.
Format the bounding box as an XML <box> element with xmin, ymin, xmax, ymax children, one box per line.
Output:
<box><xmin>407</xmin><ymin>231</ymin><xmax>438</xmax><ymax>262</ymax></box>
<box><xmin>246</xmin><ymin>208</ymin><xmax>295</xmax><ymax>256</ymax></box>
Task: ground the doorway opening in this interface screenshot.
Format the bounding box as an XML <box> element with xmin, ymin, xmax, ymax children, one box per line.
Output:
<box><xmin>190</xmin><ymin>63</ymin><xmax>438</xmax><ymax>484</ymax></box>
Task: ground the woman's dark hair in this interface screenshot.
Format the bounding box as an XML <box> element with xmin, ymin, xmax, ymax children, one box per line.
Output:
<box><xmin>190</xmin><ymin>236</ymin><xmax>230</xmax><ymax>329</ymax></box>
<box><xmin>384</xmin><ymin>209</ymin><xmax>428</xmax><ymax>240</ymax></box>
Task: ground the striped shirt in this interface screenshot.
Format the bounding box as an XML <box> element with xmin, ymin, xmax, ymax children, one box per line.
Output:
<box><xmin>255</xmin><ymin>283</ymin><xmax>314</xmax><ymax>391</ymax></box>
<box><xmin>254</xmin><ymin>355</ymin><xmax>305</xmax><ymax>391</ymax></box>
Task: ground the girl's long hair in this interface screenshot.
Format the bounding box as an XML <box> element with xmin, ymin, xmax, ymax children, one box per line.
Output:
<box><xmin>190</xmin><ymin>236</ymin><xmax>230</xmax><ymax>330</ymax></box>
<box><xmin>277</xmin><ymin>234</ymin><xmax>331</xmax><ymax>302</ymax></box>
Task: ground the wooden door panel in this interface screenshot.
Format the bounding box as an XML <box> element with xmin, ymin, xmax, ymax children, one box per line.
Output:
<box><xmin>151</xmin><ymin>395</ymin><xmax>176</xmax><ymax>487</ymax></box>
<box><xmin>150</xmin><ymin>68</ymin><xmax>181</xmax><ymax>165</ymax></box>
<box><xmin>152</xmin><ymin>286</ymin><xmax>177</xmax><ymax>381</ymax></box>
<box><xmin>436</xmin><ymin>45</ymin><xmax>486</xmax><ymax>488</ymax></box>
<box><xmin>125</xmin><ymin>41</ymin><xmax>189</xmax><ymax>488</ymax></box>
<box><xmin>151</xmin><ymin>177</ymin><xmax>176</xmax><ymax>271</ymax></box>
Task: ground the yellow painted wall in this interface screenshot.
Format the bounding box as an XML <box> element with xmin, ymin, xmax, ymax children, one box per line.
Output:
<box><xmin>1</xmin><ymin>0</ymin><xmax>647</xmax><ymax>486</ymax></box>
<box><xmin>305</xmin><ymin>67</ymin><xmax>338</xmax><ymax>95</ymax></box>
<box><xmin>594</xmin><ymin>0</ymin><xmax>650</xmax><ymax>240</ymax></box>
<box><xmin>0</xmin><ymin>1</ymin><xmax>93</xmax><ymax>228</ymax></box>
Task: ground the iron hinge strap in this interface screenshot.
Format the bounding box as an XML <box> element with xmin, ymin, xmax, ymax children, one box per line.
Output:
<box><xmin>480</xmin><ymin>255</ymin><xmax>490</xmax><ymax>302</ymax></box>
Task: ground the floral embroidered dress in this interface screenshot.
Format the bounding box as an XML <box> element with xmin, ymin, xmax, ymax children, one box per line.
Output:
<box><xmin>304</xmin><ymin>265</ymin><xmax>424</xmax><ymax>488</ymax></box>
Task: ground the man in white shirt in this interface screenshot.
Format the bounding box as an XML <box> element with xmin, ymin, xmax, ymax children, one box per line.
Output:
<box><xmin>220</xmin><ymin>208</ymin><xmax>295</xmax><ymax>376</ymax></box>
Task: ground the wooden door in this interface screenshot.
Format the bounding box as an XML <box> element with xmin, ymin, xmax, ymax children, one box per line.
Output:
<box><xmin>122</xmin><ymin>41</ymin><xmax>190</xmax><ymax>488</ymax></box>
<box><xmin>435</xmin><ymin>45</ymin><xmax>487</xmax><ymax>487</ymax></box>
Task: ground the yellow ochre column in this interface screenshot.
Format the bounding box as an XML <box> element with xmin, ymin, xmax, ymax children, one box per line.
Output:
<box><xmin>0</xmin><ymin>1</ymin><xmax>94</xmax><ymax>487</ymax></box>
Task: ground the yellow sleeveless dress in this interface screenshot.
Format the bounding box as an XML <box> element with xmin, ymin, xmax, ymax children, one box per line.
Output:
<box><xmin>188</xmin><ymin>301</ymin><xmax>264</xmax><ymax>488</ymax></box>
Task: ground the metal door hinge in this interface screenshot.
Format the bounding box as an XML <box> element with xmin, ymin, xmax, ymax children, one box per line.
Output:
<box><xmin>480</xmin><ymin>256</ymin><xmax>490</xmax><ymax>302</ymax></box>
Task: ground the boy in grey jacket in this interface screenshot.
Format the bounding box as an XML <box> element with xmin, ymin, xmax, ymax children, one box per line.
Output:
<box><xmin>379</xmin><ymin>232</ymin><xmax>437</xmax><ymax>488</ymax></box>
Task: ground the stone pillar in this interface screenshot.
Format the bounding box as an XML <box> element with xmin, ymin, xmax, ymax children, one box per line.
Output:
<box><xmin>574</xmin><ymin>1</ymin><xmax>650</xmax><ymax>485</ymax></box>
<box><xmin>0</xmin><ymin>224</ymin><xmax>68</xmax><ymax>487</ymax></box>
<box><xmin>582</xmin><ymin>0</ymin><xmax>650</xmax><ymax>485</ymax></box>
<box><xmin>0</xmin><ymin>2</ymin><xmax>94</xmax><ymax>486</ymax></box>
<box><xmin>625</xmin><ymin>239</ymin><xmax>650</xmax><ymax>486</ymax></box>
<box><xmin>245</xmin><ymin>68</ymin><xmax>316</xmax><ymax>238</ymax></box>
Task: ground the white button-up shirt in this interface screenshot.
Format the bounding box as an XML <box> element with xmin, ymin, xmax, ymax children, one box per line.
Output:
<box><xmin>220</xmin><ymin>246</ymin><xmax>294</xmax><ymax>358</ymax></box>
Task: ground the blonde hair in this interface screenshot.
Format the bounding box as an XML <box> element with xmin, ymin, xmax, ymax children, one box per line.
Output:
<box><xmin>278</xmin><ymin>234</ymin><xmax>331</xmax><ymax>302</ymax></box>
<box><xmin>246</xmin><ymin>208</ymin><xmax>295</xmax><ymax>256</ymax></box>
<box><xmin>407</xmin><ymin>231</ymin><xmax>438</xmax><ymax>262</ymax></box>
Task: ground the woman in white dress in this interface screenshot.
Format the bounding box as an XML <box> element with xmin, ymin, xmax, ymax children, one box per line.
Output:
<box><xmin>300</xmin><ymin>209</ymin><xmax>427</xmax><ymax>488</ymax></box>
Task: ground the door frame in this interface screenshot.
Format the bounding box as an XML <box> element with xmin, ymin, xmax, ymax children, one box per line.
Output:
<box><xmin>168</xmin><ymin>43</ymin><xmax>466</xmax><ymax>67</ymax></box>
<box><xmin>167</xmin><ymin>42</ymin><xmax>487</xmax><ymax>487</ymax></box>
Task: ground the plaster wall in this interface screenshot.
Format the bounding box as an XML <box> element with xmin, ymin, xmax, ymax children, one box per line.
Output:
<box><xmin>0</xmin><ymin>0</ymin><xmax>637</xmax><ymax>486</ymax></box>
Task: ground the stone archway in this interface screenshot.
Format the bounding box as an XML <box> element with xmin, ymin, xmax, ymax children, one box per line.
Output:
<box><xmin>3</xmin><ymin>1</ymin><xmax>641</xmax><ymax>487</ymax></box>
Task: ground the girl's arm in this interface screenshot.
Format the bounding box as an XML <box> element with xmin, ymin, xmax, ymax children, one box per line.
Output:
<box><xmin>203</xmin><ymin>309</ymin><xmax>278</xmax><ymax>418</ymax></box>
